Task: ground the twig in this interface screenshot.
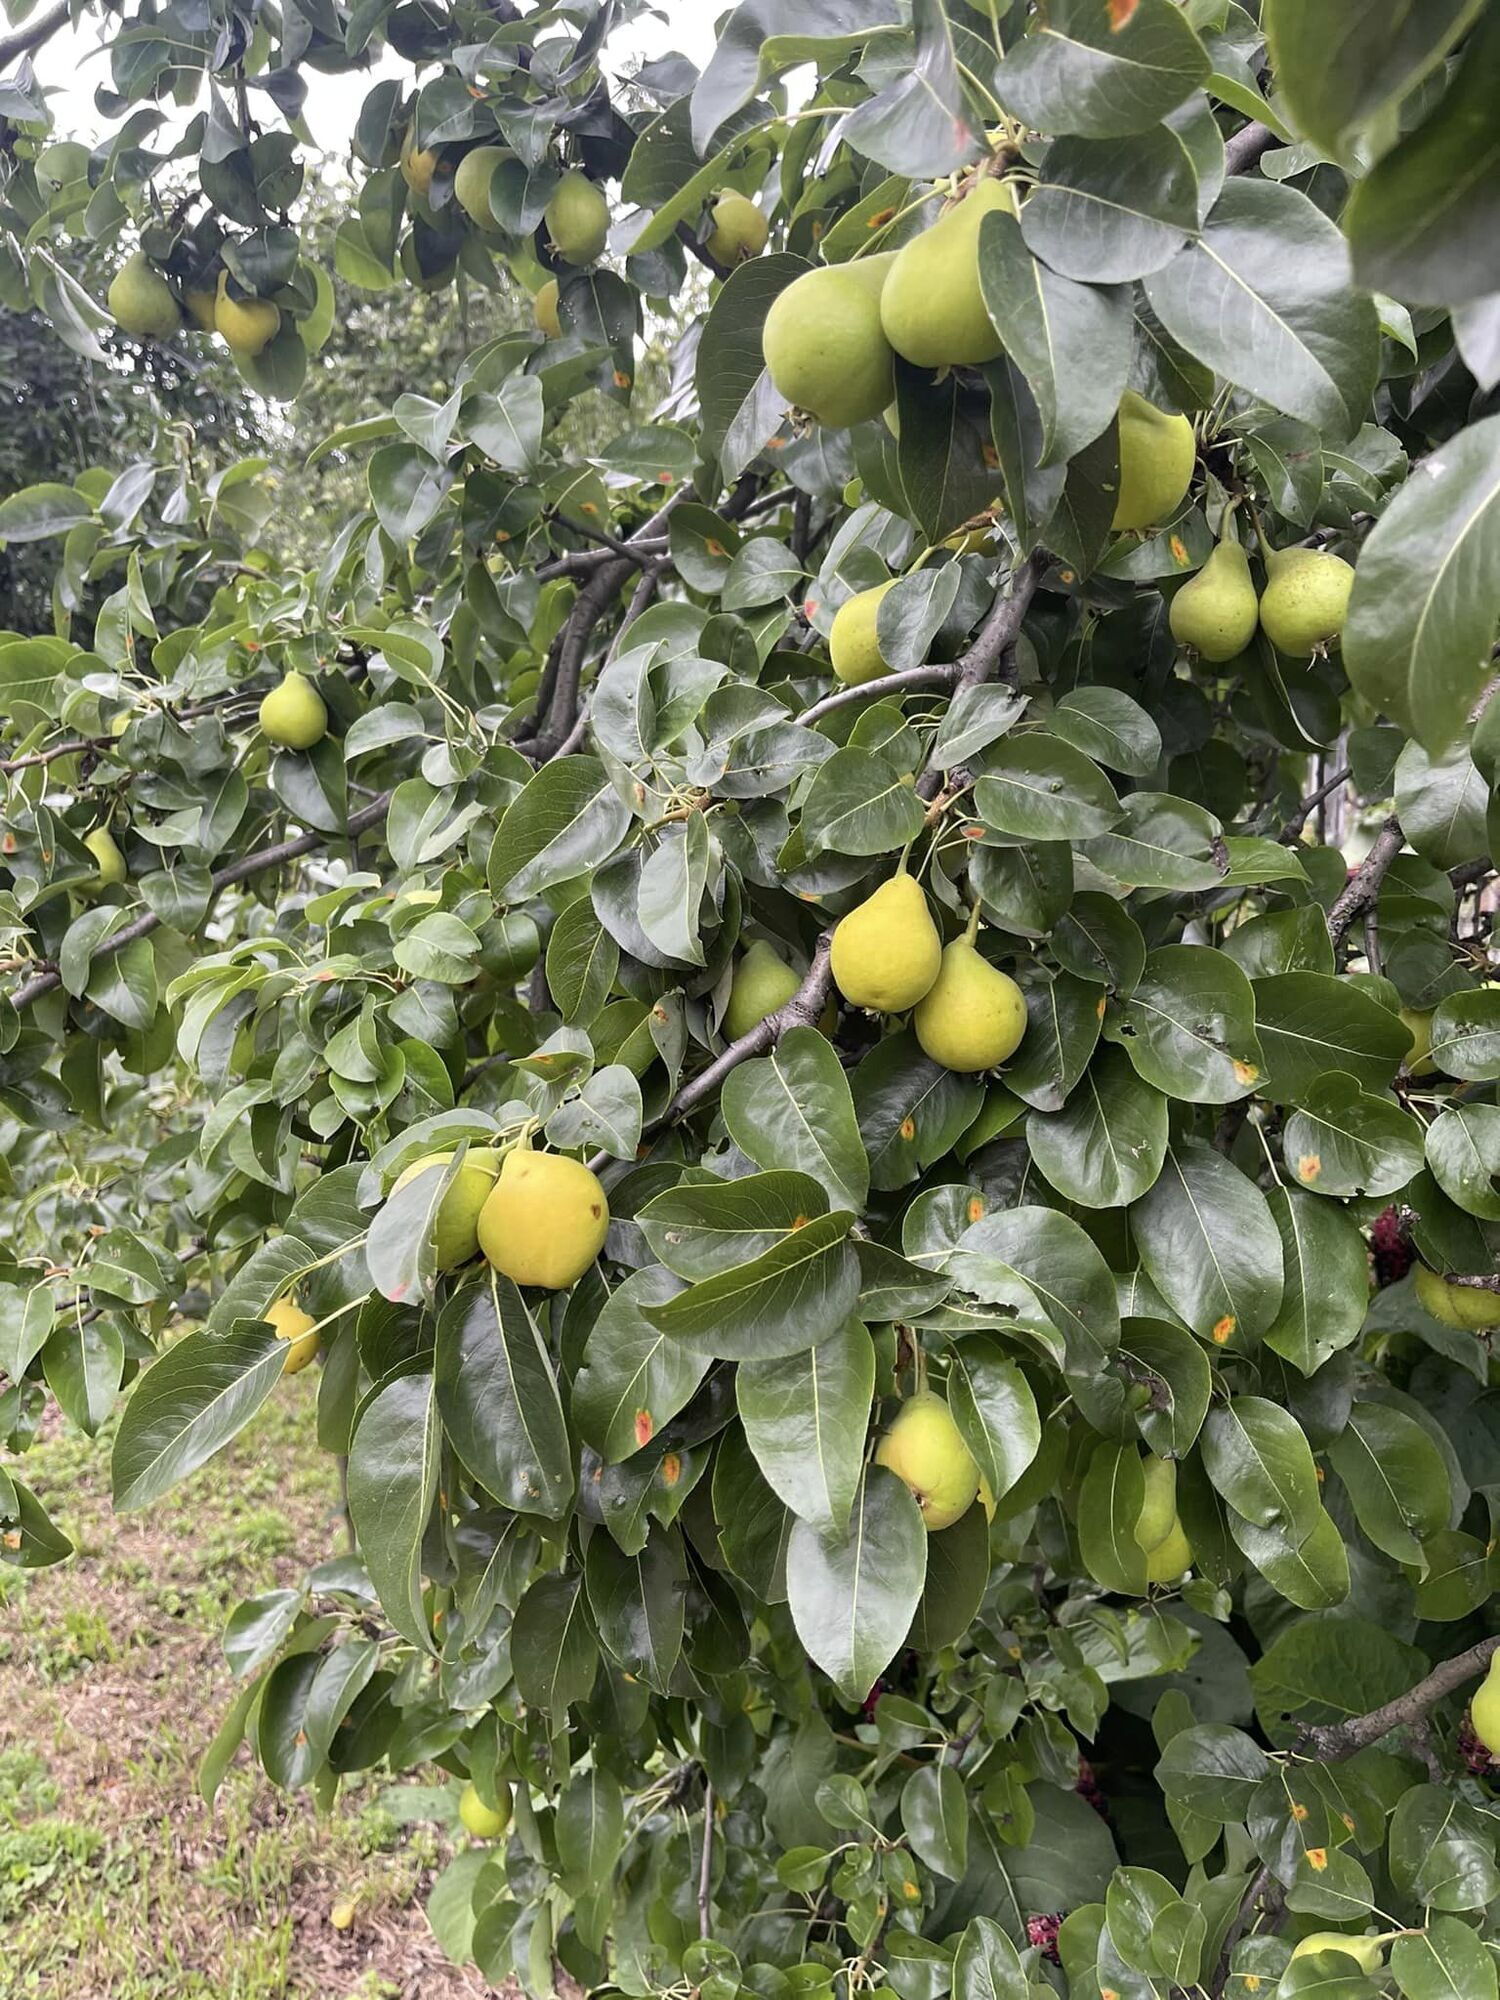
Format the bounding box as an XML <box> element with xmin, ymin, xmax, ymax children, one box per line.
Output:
<box><xmin>1300</xmin><ymin>1633</ymin><xmax>1500</xmax><ymax>1760</ymax></box>
<box><xmin>1</xmin><ymin>737</ymin><xmax>97</xmax><ymax>774</ymax></box>
<box><xmin>916</xmin><ymin>553</ymin><xmax>1041</xmax><ymax>801</ymax></box>
<box><xmin>1224</xmin><ymin>120</ymin><xmax>1276</xmax><ymax>175</ymax></box>
<box><xmin>8</xmin><ymin>792</ymin><xmax>391</xmax><ymax>1012</ymax></box>
<box><xmin>1278</xmin><ymin>763</ymin><xmax>1351</xmax><ymax>844</ymax></box>
<box><xmin>1211</xmin><ymin>1864</ymin><xmax>1281</xmax><ymax>1997</ymax></box>
<box><xmin>697</xmin><ymin>1782</ymin><xmax>714</xmax><ymax>1938</ymax></box>
<box><xmin>0</xmin><ymin>0</ymin><xmax>70</xmax><ymax>67</ymax></box>
<box><xmin>1325</xmin><ymin>814</ymin><xmax>1403</xmax><ymax>948</ymax></box>
<box><xmin>800</xmin><ymin>665</ymin><xmax>957</xmax><ymax>726</ymax></box>
<box><xmin>1443</xmin><ymin>1273</ymin><xmax>1500</xmax><ymax>1294</ymax></box>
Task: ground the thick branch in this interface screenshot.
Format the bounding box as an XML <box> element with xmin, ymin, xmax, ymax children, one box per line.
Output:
<box><xmin>801</xmin><ymin>664</ymin><xmax>956</xmax><ymax>726</ymax></box>
<box><xmin>8</xmin><ymin>792</ymin><xmax>391</xmax><ymax>1012</ymax></box>
<box><xmin>1224</xmin><ymin>120</ymin><xmax>1276</xmax><ymax>175</ymax></box>
<box><xmin>1325</xmin><ymin>814</ymin><xmax>1403</xmax><ymax>947</ymax></box>
<box><xmin>1300</xmin><ymin>1635</ymin><xmax>1500</xmax><ymax>1760</ymax></box>
<box><xmin>666</xmin><ymin>931</ymin><xmax>834</xmax><ymax>1126</ymax></box>
<box><xmin>916</xmin><ymin>553</ymin><xmax>1041</xmax><ymax>801</ymax></box>
<box><xmin>0</xmin><ymin>0</ymin><xmax>70</xmax><ymax>67</ymax></box>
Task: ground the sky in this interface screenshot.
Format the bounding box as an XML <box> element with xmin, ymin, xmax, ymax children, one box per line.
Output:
<box><xmin>33</xmin><ymin>1</ymin><xmax>721</xmax><ymax>148</ymax></box>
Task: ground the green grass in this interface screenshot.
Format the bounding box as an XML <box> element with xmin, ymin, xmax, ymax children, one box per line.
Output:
<box><xmin>0</xmin><ymin>1370</ymin><xmax>493</xmax><ymax>1998</ymax></box>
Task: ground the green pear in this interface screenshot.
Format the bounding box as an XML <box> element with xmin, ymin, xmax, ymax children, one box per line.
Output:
<box><xmin>874</xmin><ymin>1391</ymin><xmax>980</xmax><ymax>1530</ymax></box>
<box><xmin>259</xmin><ymin>672</ymin><xmax>328</xmax><ymax>749</ymax></box>
<box><xmin>1134</xmin><ymin>1456</ymin><xmax>1178</xmax><ymax>1553</ymax></box>
<box><xmin>1111</xmin><ymin>390</ymin><xmax>1196</xmax><ymax>532</ymax></box>
<box><xmin>454</xmin><ymin>146</ymin><xmax>510</xmax><ymax>231</ymax></box>
<box><xmin>545</xmin><ymin>171</ymin><xmax>610</xmax><ymax>266</ymax></box>
<box><xmin>83</xmin><ymin>827</ymin><xmax>127</xmax><ymax>887</ymax></box>
<box><xmin>724</xmin><ymin>940</ymin><xmax>801</xmax><ymax>1039</ymax></box>
<box><xmin>761</xmin><ymin>255</ymin><xmax>896</xmax><ymax>428</ymax></box>
<box><xmin>1287</xmin><ymin>1935</ymin><xmax>1384</xmax><ymax>1976</ymax></box>
<box><xmin>107</xmin><ymin>252</ymin><xmax>181</xmax><ymax>341</ymax></box>
<box><xmin>459</xmin><ymin>1778</ymin><xmax>512</xmax><ymax>1839</ymax></box>
<box><xmin>534</xmin><ymin>279</ymin><xmax>561</xmax><ymax>338</ymax></box>
<box><xmin>705</xmin><ymin>191</ymin><xmax>768</xmax><ymax>266</ymax></box>
<box><xmin>1169</xmin><ymin>537</ymin><xmax>1260</xmax><ymax>662</ymax></box>
<box><xmin>879</xmin><ymin>178</ymin><xmax>1013</xmax><ymax>369</ymax></box>
<box><xmin>831</xmin><ymin>872</ymin><xmax>942</xmax><ymax>1013</ymax></box>
<box><xmin>392</xmin><ymin>1148</ymin><xmax>504</xmax><ymax>1270</ymax></box>
<box><xmin>1415</xmin><ymin>1261</ymin><xmax>1500</xmax><ymax>1331</ymax></box>
<box><xmin>215</xmin><ymin>272</ymin><xmax>280</xmax><ymax>357</ymax></box>
<box><xmin>1259</xmin><ymin>546</ymin><xmax>1355</xmax><ymax>655</ymax></box>
<box><xmin>1399</xmin><ymin>1007</ymin><xmax>1437</xmax><ymax>1077</ymax></box>
<box><xmin>1143</xmin><ymin>1516</ymin><xmax>1194</xmax><ymax>1584</ymax></box>
<box><xmin>1472</xmin><ymin>1654</ymin><xmax>1500</xmax><ymax>1756</ymax></box>
<box><xmin>829</xmin><ymin>579</ymin><xmax>897</xmax><ymax>685</ymax></box>
<box><xmin>912</xmin><ymin>920</ymin><xmax>1027</xmax><ymax>1072</ymax></box>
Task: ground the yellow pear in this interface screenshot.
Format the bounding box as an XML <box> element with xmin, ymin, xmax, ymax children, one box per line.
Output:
<box><xmin>454</xmin><ymin>145</ymin><xmax>509</xmax><ymax>230</ymax></box>
<box><xmin>83</xmin><ymin>827</ymin><xmax>127</xmax><ymax>887</ymax></box>
<box><xmin>706</xmin><ymin>190</ymin><xmax>768</xmax><ymax>266</ymax></box>
<box><xmin>1111</xmin><ymin>390</ymin><xmax>1196</xmax><ymax>532</ymax></box>
<box><xmin>1259</xmin><ymin>546</ymin><xmax>1355</xmax><ymax>655</ymax></box>
<box><xmin>215</xmin><ymin>271</ymin><xmax>281</xmax><ymax>357</ymax></box>
<box><xmin>1169</xmin><ymin>538</ymin><xmax>1259</xmax><ymax>662</ymax></box>
<box><xmin>259</xmin><ymin>672</ymin><xmax>327</xmax><ymax>749</ymax></box>
<box><xmin>1414</xmin><ymin>1261</ymin><xmax>1500</xmax><ymax>1331</ymax></box>
<box><xmin>107</xmin><ymin>252</ymin><xmax>181</xmax><ymax>341</ymax></box>
<box><xmin>912</xmin><ymin>918</ymin><xmax>1027</xmax><ymax>1072</ymax></box>
<box><xmin>1143</xmin><ymin>1517</ymin><xmax>1193</xmax><ymax>1584</ymax></box>
<box><xmin>400</xmin><ymin>125</ymin><xmax>440</xmax><ymax>197</ymax></box>
<box><xmin>477</xmin><ymin>1148</ymin><xmax>609</xmax><ymax>1290</ymax></box>
<box><xmin>830</xmin><ymin>873</ymin><xmax>942</xmax><ymax>1013</ymax></box>
<box><xmin>761</xmin><ymin>255</ymin><xmax>897</xmax><ymax>428</ymax></box>
<box><xmin>458</xmin><ymin>1779</ymin><xmax>512</xmax><ymax>1838</ymax></box>
<box><xmin>875</xmin><ymin>1391</ymin><xmax>980</xmax><ymax>1531</ymax></box>
<box><xmin>1134</xmin><ymin>1456</ymin><xmax>1178</xmax><ymax>1553</ymax></box>
<box><xmin>1471</xmin><ymin>1654</ymin><xmax>1500</xmax><ymax>1755</ymax></box>
<box><xmin>266</xmin><ymin>1296</ymin><xmax>319</xmax><ymax>1374</ymax></box>
<box><xmin>1288</xmin><ymin>1935</ymin><xmax>1384</xmax><ymax>1975</ymax></box>
<box><xmin>392</xmin><ymin>1149</ymin><xmax>504</xmax><ymax>1270</ymax></box>
<box><xmin>534</xmin><ymin>278</ymin><xmax>561</xmax><ymax>337</ymax></box>
<box><xmin>185</xmin><ymin>285</ymin><xmax>218</xmax><ymax>333</ymax></box>
<box><xmin>829</xmin><ymin>579</ymin><xmax>897</xmax><ymax>686</ymax></box>
<box><xmin>879</xmin><ymin>178</ymin><xmax>1014</xmax><ymax>369</ymax></box>
<box><xmin>724</xmin><ymin>940</ymin><xmax>801</xmax><ymax>1040</ymax></box>
<box><xmin>1400</xmin><ymin>1007</ymin><xmax>1437</xmax><ymax>1077</ymax></box>
<box><xmin>545</xmin><ymin>171</ymin><xmax>610</xmax><ymax>266</ymax></box>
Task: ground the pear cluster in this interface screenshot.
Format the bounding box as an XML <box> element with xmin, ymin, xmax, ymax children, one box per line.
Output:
<box><xmin>386</xmin><ymin>1145</ymin><xmax>609</xmax><ymax>1293</ymax></box>
<box><xmin>107</xmin><ymin>249</ymin><xmax>282</xmax><ymax>357</ymax></box>
<box><xmin>830</xmin><ymin>878</ymin><xmax>1026</xmax><ymax>1074</ymax></box>
<box><xmin>1171</xmin><ymin>531</ymin><xmax>1355</xmax><ymax>663</ymax></box>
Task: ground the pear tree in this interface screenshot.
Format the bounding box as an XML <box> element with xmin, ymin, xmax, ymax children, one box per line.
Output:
<box><xmin>7</xmin><ymin>3</ymin><xmax>1500</xmax><ymax>1997</ymax></box>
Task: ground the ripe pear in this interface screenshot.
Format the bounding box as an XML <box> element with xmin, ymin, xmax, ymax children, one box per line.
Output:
<box><xmin>1134</xmin><ymin>1456</ymin><xmax>1178</xmax><ymax>1554</ymax></box>
<box><xmin>1471</xmin><ymin>1654</ymin><xmax>1500</xmax><ymax>1755</ymax></box>
<box><xmin>534</xmin><ymin>278</ymin><xmax>561</xmax><ymax>337</ymax></box>
<box><xmin>1400</xmin><ymin>1007</ymin><xmax>1437</xmax><ymax>1077</ymax></box>
<box><xmin>458</xmin><ymin>1779</ymin><xmax>512</xmax><ymax>1838</ymax></box>
<box><xmin>454</xmin><ymin>145</ymin><xmax>509</xmax><ymax>230</ymax></box>
<box><xmin>879</xmin><ymin>178</ymin><xmax>1013</xmax><ymax>369</ymax></box>
<box><xmin>1415</xmin><ymin>1261</ymin><xmax>1500</xmax><ymax>1330</ymax></box>
<box><xmin>875</xmin><ymin>1391</ymin><xmax>980</xmax><ymax>1531</ymax></box>
<box><xmin>912</xmin><ymin>920</ymin><xmax>1027</xmax><ymax>1072</ymax></box>
<box><xmin>477</xmin><ymin>1148</ymin><xmax>609</xmax><ymax>1290</ymax></box>
<box><xmin>215</xmin><ymin>272</ymin><xmax>281</xmax><ymax>357</ymax></box>
<box><xmin>829</xmin><ymin>579</ymin><xmax>897</xmax><ymax>686</ymax></box>
<box><xmin>545</xmin><ymin>171</ymin><xmax>610</xmax><ymax>266</ymax></box>
<box><xmin>1111</xmin><ymin>390</ymin><xmax>1196</xmax><ymax>532</ymax></box>
<box><xmin>761</xmin><ymin>255</ymin><xmax>896</xmax><ymax>428</ymax></box>
<box><xmin>1287</xmin><ymin>1935</ymin><xmax>1384</xmax><ymax>1975</ymax></box>
<box><xmin>392</xmin><ymin>1149</ymin><xmax>504</xmax><ymax>1270</ymax></box>
<box><xmin>831</xmin><ymin>873</ymin><xmax>942</xmax><ymax>1013</ymax></box>
<box><xmin>706</xmin><ymin>190</ymin><xmax>768</xmax><ymax>266</ymax></box>
<box><xmin>1169</xmin><ymin>538</ymin><xmax>1260</xmax><ymax>662</ymax></box>
<box><xmin>1259</xmin><ymin>546</ymin><xmax>1355</xmax><ymax>655</ymax></box>
<box><xmin>185</xmin><ymin>285</ymin><xmax>218</xmax><ymax>333</ymax></box>
<box><xmin>400</xmin><ymin>125</ymin><xmax>440</xmax><ymax>197</ymax></box>
<box><xmin>724</xmin><ymin>940</ymin><xmax>801</xmax><ymax>1039</ymax></box>
<box><xmin>266</xmin><ymin>1296</ymin><xmax>319</xmax><ymax>1374</ymax></box>
<box><xmin>260</xmin><ymin>672</ymin><xmax>328</xmax><ymax>749</ymax></box>
<box><xmin>107</xmin><ymin>252</ymin><xmax>181</xmax><ymax>341</ymax></box>
<box><xmin>83</xmin><ymin>827</ymin><xmax>127</xmax><ymax>888</ymax></box>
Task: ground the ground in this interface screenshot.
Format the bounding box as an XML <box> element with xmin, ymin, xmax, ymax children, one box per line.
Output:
<box><xmin>0</xmin><ymin>1369</ymin><xmax>496</xmax><ymax>2000</ymax></box>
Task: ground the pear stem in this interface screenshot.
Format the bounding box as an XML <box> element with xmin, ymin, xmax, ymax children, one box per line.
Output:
<box><xmin>1246</xmin><ymin>502</ymin><xmax>1274</xmax><ymax>566</ymax></box>
<box><xmin>1216</xmin><ymin>496</ymin><xmax>1241</xmax><ymax>543</ymax></box>
<box><xmin>895</xmin><ymin>835</ymin><xmax>918</xmax><ymax>877</ymax></box>
<box><xmin>962</xmin><ymin>900</ymin><xmax>982</xmax><ymax>946</ymax></box>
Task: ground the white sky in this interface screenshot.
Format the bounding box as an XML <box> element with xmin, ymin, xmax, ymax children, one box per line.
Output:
<box><xmin>33</xmin><ymin>1</ymin><xmax>721</xmax><ymax>147</ymax></box>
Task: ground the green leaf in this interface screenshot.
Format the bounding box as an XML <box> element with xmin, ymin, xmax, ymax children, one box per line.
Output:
<box><xmin>1082</xmin><ymin>790</ymin><xmax>1226</xmax><ymax>891</ymax></box>
<box><xmin>853</xmin><ymin>1032</ymin><xmax>985</xmax><ymax>1192</ymax></box>
<box><xmin>1264</xmin><ymin>0</ymin><xmax>1485</xmax><ymax>154</ymax></box>
<box><xmin>737</xmin><ymin>1319</ymin><xmax>874</xmax><ymax>1537</ymax></box>
<box><xmin>785</xmin><ymin>1465</ymin><xmax>927</xmax><ymax>1704</ymax></box>
<box><xmin>1023</xmin><ymin>127</ymin><xmax>1199</xmax><ymax>284</ymax></box>
<box><xmin>1326</xmin><ymin>1401</ymin><xmax>1452</xmax><ymax>1566</ymax></box>
<box><xmin>1262</xmin><ymin>1186</ymin><xmax>1372</xmax><ymax>1374</ymax></box>
<box><xmin>1253</xmin><ymin>971</ymin><xmax>1412</xmax><ymax>1101</ymax></box>
<box><xmin>1389</xmin><ymin>1913</ymin><xmax>1499</xmax><ymax>2000</ymax></box>
<box><xmin>1283</xmin><ymin>1073</ymin><xmax>1426</xmax><ymax>1198</ymax></box>
<box><xmin>1201</xmin><ymin>1396</ymin><xmax>1321</xmax><ymax>1543</ymax></box>
<box><xmin>952</xmin><ymin>1915</ymin><xmax>1027</xmax><ymax>2000</ymax></box>
<box><xmin>1395</xmin><ymin>739</ymin><xmax>1490</xmax><ymax>870</ymax></box>
<box><xmin>111</xmin><ymin>1323</ymin><xmax>286</xmax><ymax>1511</ymax></box>
<box><xmin>584</xmin><ymin>1528</ymin><xmax>686</xmax><ymax>1692</ymax></box>
<box><xmin>1388</xmin><ymin>1784</ymin><xmax>1500</xmax><ymax>1912</ymax></box>
<box><xmin>951</xmin><ymin>1204</ymin><xmax>1120</xmax><ymax>1381</ymax></box>
<box><xmin>572</xmin><ymin>1263</ymin><xmax>707</xmax><ymax>1462</ymax></box>
<box><xmin>488</xmin><ymin>756</ymin><xmax>632</xmax><ymax>901</ymax></box>
<box><xmin>1250</xmin><ymin>1615</ymin><xmax>1425</xmax><ymax>1747</ymax></box>
<box><xmin>1105</xmin><ymin>944</ymin><xmax>1262</xmax><ymax>1104</ymax></box>
<box><xmin>1344</xmin><ymin>416</ymin><xmax>1500</xmax><ymax>754</ymax></box>
<box><xmin>645</xmin><ymin>1209</ymin><xmax>860</xmax><ymax>1360</ymax></box>
<box><xmin>945</xmin><ymin>1337</ymin><xmax>1040</xmax><ymax>1504</ymax></box>
<box><xmin>723</xmin><ymin>1027</ymin><xmax>870</xmax><ymax>1215</ymax></box>
<box><xmin>0</xmin><ymin>481</ymin><xmax>93</xmax><ymax>542</ymax></box>
<box><xmin>1026</xmin><ymin>1045</ymin><xmax>1169</xmax><ymax>1208</ymax></box>
<box><xmin>1155</xmin><ymin>1723</ymin><xmax>1271</xmax><ymax>1822</ymax></box>
<box><xmin>42</xmin><ymin>1312</ymin><xmax>124</xmax><ymax>1436</ymax></box>
<box><xmin>435</xmin><ymin>1271</ymin><xmax>574</xmax><ymax>1519</ymax></box>
<box><xmin>1431</xmin><ymin>987</ymin><xmax>1500</xmax><ymax>1080</ymax></box>
<box><xmin>802</xmin><ymin>746</ymin><xmax>927</xmax><ymax>857</ymax></box>
<box><xmin>511</xmin><ymin>1572</ymin><xmax>597</xmax><ymax>1714</ymax></box>
<box><xmin>1425</xmin><ymin>1103</ymin><xmax>1500</xmax><ymax>1219</ymax></box>
<box><xmin>642</xmin><ymin>1171</ymin><xmax>832</xmax><ymax>1280</ymax></box>
<box><xmin>347</xmin><ymin>1370</ymin><xmax>438</xmax><ymax>1654</ymax></box>
<box><xmin>1131</xmin><ymin>1143</ymin><xmax>1284</xmax><ymax>1346</ymax></box>
<box><xmin>1229</xmin><ymin>1505</ymin><xmax>1350</xmax><ymax>1612</ymax></box>
<box><xmin>900</xmin><ymin>1762</ymin><xmax>968</xmax><ymax>1881</ymax></box>
<box><xmin>556</xmin><ymin>1768</ymin><xmax>626</xmax><ymax>1897</ymax></box>
<box><xmin>1078</xmin><ymin>1440</ymin><xmax>1148</xmax><ymax>1594</ymax></box>
<box><xmin>994</xmin><ymin>0</ymin><xmax>1210</xmax><ymax>138</ymax></box>
<box><xmin>1144</xmin><ymin>178</ymin><xmax>1380</xmax><ymax>436</ymax></box>
<box><xmin>0</xmin><ymin>1280</ymin><xmax>54</xmax><ymax>1382</ymax></box>
<box><xmin>1051</xmin><ymin>686</ymin><xmax>1163</xmax><ymax>778</ymax></box>
<box><xmin>973</xmin><ymin>736</ymin><xmax>1120</xmax><ymax>840</ymax></box>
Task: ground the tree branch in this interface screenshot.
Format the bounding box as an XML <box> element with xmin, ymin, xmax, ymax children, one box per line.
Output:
<box><xmin>1325</xmin><ymin>814</ymin><xmax>1403</xmax><ymax>947</ymax></box>
<box><xmin>1300</xmin><ymin>1634</ymin><xmax>1500</xmax><ymax>1760</ymax></box>
<box><xmin>916</xmin><ymin>552</ymin><xmax>1041</xmax><ymax>800</ymax></box>
<box><xmin>666</xmin><ymin>931</ymin><xmax>835</xmax><ymax>1127</ymax></box>
<box><xmin>8</xmin><ymin>792</ymin><xmax>392</xmax><ymax>1012</ymax></box>
<box><xmin>0</xmin><ymin>0</ymin><xmax>70</xmax><ymax>68</ymax></box>
<box><xmin>1278</xmin><ymin>763</ymin><xmax>1351</xmax><ymax>844</ymax></box>
<box><xmin>800</xmin><ymin>664</ymin><xmax>957</xmax><ymax>726</ymax></box>
<box><xmin>697</xmin><ymin>1781</ymin><xmax>714</xmax><ymax>1939</ymax></box>
<box><xmin>1224</xmin><ymin>120</ymin><xmax>1276</xmax><ymax>175</ymax></box>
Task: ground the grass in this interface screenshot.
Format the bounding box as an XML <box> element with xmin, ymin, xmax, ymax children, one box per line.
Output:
<box><xmin>0</xmin><ymin>1369</ymin><xmax>495</xmax><ymax>1999</ymax></box>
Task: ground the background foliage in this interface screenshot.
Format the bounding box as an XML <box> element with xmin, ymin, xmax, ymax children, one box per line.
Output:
<box><xmin>5</xmin><ymin>2</ymin><xmax>1500</xmax><ymax>1998</ymax></box>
